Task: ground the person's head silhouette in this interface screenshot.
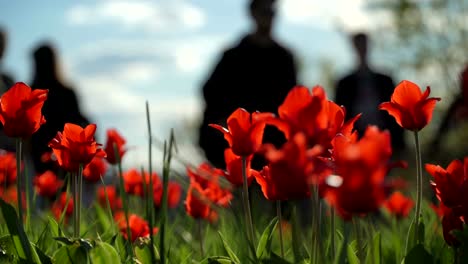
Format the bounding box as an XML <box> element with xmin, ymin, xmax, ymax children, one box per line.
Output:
<box><xmin>352</xmin><ymin>32</ymin><xmax>369</xmax><ymax>68</ymax></box>
<box><xmin>32</xmin><ymin>43</ymin><xmax>61</xmax><ymax>85</ymax></box>
<box><xmin>0</xmin><ymin>28</ymin><xmax>7</xmax><ymax>62</ymax></box>
<box><xmin>249</xmin><ymin>0</ymin><xmax>276</xmax><ymax>37</ymax></box>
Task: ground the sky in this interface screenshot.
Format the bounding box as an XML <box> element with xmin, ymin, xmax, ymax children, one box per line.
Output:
<box><xmin>0</xmin><ymin>0</ymin><xmax>389</xmax><ymax>170</ymax></box>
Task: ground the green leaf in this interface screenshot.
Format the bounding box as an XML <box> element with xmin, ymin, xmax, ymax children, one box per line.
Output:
<box><xmin>111</xmin><ymin>234</ymin><xmax>129</xmax><ymax>262</ymax></box>
<box><xmin>0</xmin><ymin>199</ymin><xmax>35</xmax><ymax>262</ymax></box>
<box><xmin>200</xmin><ymin>256</ymin><xmax>236</xmax><ymax>264</ymax></box>
<box><xmin>218</xmin><ymin>231</ymin><xmax>240</xmax><ymax>264</ymax></box>
<box><xmin>256</xmin><ymin>216</ymin><xmax>278</xmax><ymax>259</ymax></box>
<box><xmin>54</xmin><ymin>237</ymin><xmax>75</xmax><ymax>246</ymax></box>
<box><xmin>94</xmin><ymin>203</ymin><xmax>111</xmax><ymax>232</ymax></box>
<box><xmin>33</xmin><ymin>245</ymin><xmax>53</xmax><ymax>264</ymax></box>
<box><xmin>53</xmin><ymin>244</ymin><xmax>89</xmax><ymax>264</ymax></box>
<box><xmin>263</xmin><ymin>252</ymin><xmax>293</xmax><ymax>264</ymax></box>
<box><xmin>89</xmin><ymin>242</ymin><xmax>120</xmax><ymax>264</ymax></box>
<box><xmin>347</xmin><ymin>241</ymin><xmax>360</xmax><ymax>264</ymax></box>
<box><xmin>135</xmin><ymin>242</ymin><xmax>160</xmax><ymax>264</ymax></box>
<box><xmin>366</xmin><ymin>232</ymin><xmax>381</xmax><ymax>264</ymax></box>
<box><xmin>404</xmin><ymin>244</ymin><xmax>433</xmax><ymax>264</ymax></box>
<box><xmin>0</xmin><ymin>235</ymin><xmax>19</xmax><ymax>263</ymax></box>
<box><xmin>405</xmin><ymin>218</ymin><xmax>425</xmax><ymax>255</ymax></box>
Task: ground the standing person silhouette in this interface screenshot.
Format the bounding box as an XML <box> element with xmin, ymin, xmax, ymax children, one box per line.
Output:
<box><xmin>335</xmin><ymin>32</ymin><xmax>406</xmax><ymax>155</ymax></box>
<box><xmin>198</xmin><ymin>0</ymin><xmax>297</xmax><ymax>169</ymax></box>
<box><xmin>30</xmin><ymin>43</ymin><xmax>90</xmax><ymax>174</ymax></box>
<box><xmin>0</xmin><ymin>27</ymin><xmax>16</xmax><ymax>151</ymax></box>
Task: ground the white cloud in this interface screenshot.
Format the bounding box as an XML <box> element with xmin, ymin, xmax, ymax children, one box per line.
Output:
<box><xmin>278</xmin><ymin>0</ymin><xmax>375</xmax><ymax>31</ymax></box>
<box><xmin>67</xmin><ymin>0</ymin><xmax>206</xmax><ymax>32</ymax></box>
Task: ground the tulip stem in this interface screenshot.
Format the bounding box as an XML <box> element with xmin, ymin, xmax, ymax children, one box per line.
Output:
<box><xmin>276</xmin><ymin>200</ymin><xmax>284</xmax><ymax>258</ymax></box>
<box><xmin>198</xmin><ymin>219</ymin><xmax>205</xmax><ymax>258</ymax></box>
<box><xmin>330</xmin><ymin>206</ymin><xmax>336</xmax><ymax>260</ymax></box>
<box><xmin>15</xmin><ymin>138</ymin><xmax>23</xmax><ymax>225</ymax></box>
<box><xmin>114</xmin><ymin>144</ymin><xmax>134</xmax><ymax>261</ymax></box>
<box><xmin>241</xmin><ymin>156</ymin><xmax>255</xmax><ymax>245</ymax></box>
<box><xmin>146</xmin><ymin>102</ymin><xmax>157</xmax><ymax>264</ymax></box>
<box><xmin>311</xmin><ymin>184</ymin><xmax>322</xmax><ymax>264</ymax></box>
<box><xmin>413</xmin><ymin>131</ymin><xmax>423</xmax><ymax>244</ymax></box>
<box><xmin>352</xmin><ymin>217</ymin><xmax>363</xmax><ymax>262</ymax></box>
<box><xmin>71</xmin><ymin>171</ymin><xmax>78</xmax><ymax>238</ymax></box>
<box><xmin>77</xmin><ymin>164</ymin><xmax>83</xmax><ymax>238</ymax></box>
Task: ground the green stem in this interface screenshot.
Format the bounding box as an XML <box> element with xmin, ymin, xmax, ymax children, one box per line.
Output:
<box><xmin>352</xmin><ymin>217</ymin><xmax>363</xmax><ymax>262</ymax></box>
<box><xmin>146</xmin><ymin>102</ymin><xmax>157</xmax><ymax>264</ymax></box>
<box><xmin>15</xmin><ymin>139</ymin><xmax>23</xmax><ymax>225</ymax></box>
<box><xmin>241</xmin><ymin>156</ymin><xmax>255</xmax><ymax>245</ymax></box>
<box><xmin>160</xmin><ymin>130</ymin><xmax>175</xmax><ymax>264</ymax></box>
<box><xmin>198</xmin><ymin>219</ymin><xmax>205</xmax><ymax>258</ymax></box>
<box><xmin>114</xmin><ymin>144</ymin><xmax>134</xmax><ymax>261</ymax></box>
<box><xmin>311</xmin><ymin>184</ymin><xmax>321</xmax><ymax>264</ymax></box>
<box><xmin>413</xmin><ymin>131</ymin><xmax>423</xmax><ymax>244</ymax></box>
<box><xmin>276</xmin><ymin>200</ymin><xmax>284</xmax><ymax>258</ymax></box>
<box><xmin>71</xmin><ymin>171</ymin><xmax>78</xmax><ymax>238</ymax></box>
<box><xmin>77</xmin><ymin>164</ymin><xmax>83</xmax><ymax>237</ymax></box>
<box><xmin>330</xmin><ymin>206</ymin><xmax>336</xmax><ymax>261</ymax></box>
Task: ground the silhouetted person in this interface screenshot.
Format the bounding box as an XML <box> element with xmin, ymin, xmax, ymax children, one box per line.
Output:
<box><xmin>432</xmin><ymin>64</ymin><xmax>468</xmax><ymax>150</ymax></box>
<box><xmin>30</xmin><ymin>43</ymin><xmax>90</xmax><ymax>174</ymax></box>
<box><xmin>0</xmin><ymin>27</ymin><xmax>16</xmax><ymax>151</ymax></box>
<box><xmin>199</xmin><ymin>0</ymin><xmax>297</xmax><ymax>169</ymax></box>
<box><xmin>335</xmin><ymin>33</ymin><xmax>405</xmax><ymax>154</ymax></box>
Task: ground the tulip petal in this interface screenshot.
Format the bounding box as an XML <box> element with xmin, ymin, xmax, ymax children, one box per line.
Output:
<box><xmin>391</xmin><ymin>80</ymin><xmax>423</xmax><ymax>107</ymax></box>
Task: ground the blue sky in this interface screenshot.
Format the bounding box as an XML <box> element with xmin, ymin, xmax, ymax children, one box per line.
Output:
<box><xmin>0</xmin><ymin>0</ymin><xmax>389</xmax><ymax>169</ymax></box>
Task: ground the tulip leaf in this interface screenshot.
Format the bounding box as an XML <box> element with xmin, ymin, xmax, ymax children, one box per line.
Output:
<box><xmin>218</xmin><ymin>231</ymin><xmax>241</xmax><ymax>264</ymax></box>
<box><xmin>366</xmin><ymin>232</ymin><xmax>382</xmax><ymax>264</ymax></box>
<box><xmin>263</xmin><ymin>252</ymin><xmax>293</xmax><ymax>264</ymax></box>
<box><xmin>200</xmin><ymin>256</ymin><xmax>237</xmax><ymax>264</ymax></box>
<box><xmin>110</xmin><ymin>234</ymin><xmax>129</xmax><ymax>262</ymax></box>
<box><xmin>53</xmin><ymin>244</ymin><xmax>89</xmax><ymax>264</ymax></box>
<box><xmin>404</xmin><ymin>244</ymin><xmax>433</xmax><ymax>264</ymax></box>
<box><xmin>405</xmin><ymin>217</ymin><xmax>425</xmax><ymax>255</ymax></box>
<box><xmin>0</xmin><ymin>199</ymin><xmax>37</xmax><ymax>263</ymax></box>
<box><xmin>347</xmin><ymin>240</ymin><xmax>360</xmax><ymax>264</ymax></box>
<box><xmin>135</xmin><ymin>242</ymin><xmax>160</xmax><ymax>264</ymax></box>
<box><xmin>89</xmin><ymin>241</ymin><xmax>120</xmax><ymax>264</ymax></box>
<box><xmin>256</xmin><ymin>216</ymin><xmax>278</xmax><ymax>259</ymax></box>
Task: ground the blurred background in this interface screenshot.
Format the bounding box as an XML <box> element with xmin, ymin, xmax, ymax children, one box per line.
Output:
<box><xmin>0</xmin><ymin>0</ymin><xmax>466</xmax><ymax>169</ymax></box>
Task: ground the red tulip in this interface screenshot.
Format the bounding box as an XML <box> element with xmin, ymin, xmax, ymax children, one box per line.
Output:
<box><xmin>384</xmin><ymin>191</ymin><xmax>414</xmax><ymax>218</ymax></box>
<box><xmin>83</xmin><ymin>156</ymin><xmax>108</xmax><ymax>183</ymax></box>
<box><xmin>0</xmin><ymin>186</ymin><xmax>25</xmax><ymax>207</ymax></box>
<box><xmin>118</xmin><ymin>214</ymin><xmax>158</xmax><ymax>242</ymax></box>
<box><xmin>276</xmin><ymin>86</ymin><xmax>349</xmax><ymax>148</ymax></box>
<box><xmin>326</xmin><ymin>126</ymin><xmax>392</xmax><ymax>217</ymax></box>
<box><xmin>51</xmin><ymin>193</ymin><xmax>73</xmax><ymax>221</ymax></box>
<box><xmin>379</xmin><ymin>80</ymin><xmax>441</xmax><ymax>131</ymax></box>
<box><xmin>97</xmin><ymin>185</ymin><xmax>122</xmax><ymax>211</ymax></box>
<box><xmin>0</xmin><ymin>82</ymin><xmax>48</xmax><ymax>138</ymax></box>
<box><xmin>185</xmin><ymin>181</ymin><xmax>211</xmax><ymax>220</ymax></box>
<box><xmin>48</xmin><ymin>123</ymin><xmax>106</xmax><ymax>172</ymax></box>
<box><xmin>0</xmin><ymin>151</ymin><xmax>17</xmax><ymax>186</ymax></box>
<box><xmin>426</xmin><ymin>158</ymin><xmax>468</xmax><ymax>208</ymax></box>
<box><xmin>442</xmin><ymin>208</ymin><xmax>463</xmax><ymax>247</ymax></box>
<box><xmin>104</xmin><ymin>129</ymin><xmax>126</xmax><ymax>164</ymax></box>
<box><xmin>224</xmin><ymin>149</ymin><xmax>255</xmax><ymax>187</ymax></box>
<box><xmin>33</xmin><ymin>170</ymin><xmax>63</xmax><ymax>198</ymax></box>
<box><xmin>254</xmin><ymin>133</ymin><xmax>324</xmax><ymax>201</ymax></box>
<box><xmin>210</xmin><ymin>108</ymin><xmax>274</xmax><ymax>156</ymax></box>
<box><xmin>185</xmin><ymin>163</ymin><xmax>233</xmax><ymax>222</ymax></box>
<box><xmin>153</xmin><ymin>181</ymin><xmax>182</xmax><ymax>209</ymax></box>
